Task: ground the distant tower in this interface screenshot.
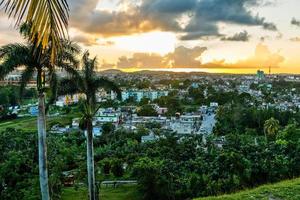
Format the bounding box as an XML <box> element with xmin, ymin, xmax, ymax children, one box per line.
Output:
<box><xmin>269</xmin><ymin>66</ymin><xmax>271</xmax><ymax>76</ymax></box>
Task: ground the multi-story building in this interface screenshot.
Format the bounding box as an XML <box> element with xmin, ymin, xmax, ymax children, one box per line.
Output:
<box><xmin>121</xmin><ymin>90</ymin><xmax>169</xmax><ymax>102</ymax></box>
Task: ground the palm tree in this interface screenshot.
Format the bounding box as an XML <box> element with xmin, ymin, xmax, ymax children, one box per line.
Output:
<box><xmin>264</xmin><ymin>117</ymin><xmax>280</xmax><ymax>140</ymax></box>
<box><xmin>0</xmin><ymin>0</ymin><xmax>69</xmax><ymax>61</ymax></box>
<box><xmin>0</xmin><ymin>29</ymin><xmax>80</xmax><ymax>200</ymax></box>
<box><xmin>59</xmin><ymin>52</ymin><xmax>121</xmax><ymax>200</ymax></box>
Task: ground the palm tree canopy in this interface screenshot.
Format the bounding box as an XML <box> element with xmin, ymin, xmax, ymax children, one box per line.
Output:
<box><xmin>0</xmin><ymin>40</ymin><xmax>80</xmax><ymax>102</ymax></box>
<box><xmin>0</xmin><ymin>0</ymin><xmax>69</xmax><ymax>61</ymax></box>
<box><xmin>264</xmin><ymin>117</ymin><xmax>280</xmax><ymax>137</ymax></box>
<box><xmin>59</xmin><ymin>51</ymin><xmax>121</xmax><ymax>111</ymax></box>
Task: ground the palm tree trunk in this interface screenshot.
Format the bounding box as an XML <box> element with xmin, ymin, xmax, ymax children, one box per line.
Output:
<box><xmin>37</xmin><ymin>92</ymin><xmax>50</xmax><ymax>200</ymax></box>
<box><xmin>87</xmin><ymin>120</ymin><xmax>96</xmax><ymax>200</ymax></box>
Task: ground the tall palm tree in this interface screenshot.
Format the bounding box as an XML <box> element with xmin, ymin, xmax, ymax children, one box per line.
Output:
<box><xmin>59</xmin><ymin>52</ymin><xmax>121</xmax><ymax>200</ymax></box>
<box><xmin>0</xmin><ymin>30</ymin><xmax>80</xmax><ymax>199</ymax></box>
<box><xmin>0</xmin><ymin>0</ymin><xmax>69</xmax><ymax>61</ymax></box>
<box><xmin>264</xmin><ymin>117</ymin><xmax>280</xmax><ymax>140</ymax></box>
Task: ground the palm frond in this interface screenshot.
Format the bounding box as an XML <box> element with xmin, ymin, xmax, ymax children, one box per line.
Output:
<box><xmin>0</xmin><ymin>44</ymin><xmax>32</xmax><ymax>79</ymax></box>
<box><xmin>58</xmin><ymin>78</ymin><xmax>81</xmax><ymax>96</ymax></box>
<box><xmin>0</xmin><ymin>0</ymin><xmax>70</xmax><ymax>61</ymax></box>
<box><xmin>82</xmin><ymin>51</ymin><xmax>97</xmax><ymax>79</ymax></box>
<box><xmin>47</xmin><ymin>70</ymin><xmax>58</xmax><ymax>106</ymax></box>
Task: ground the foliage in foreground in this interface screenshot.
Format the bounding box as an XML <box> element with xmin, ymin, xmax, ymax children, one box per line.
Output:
<box><xmin>0</xmin><ymin>128</ymin><xmax>85</xmax><ymax>200</ymax></box>
<box><xmin>1</xmin><ymin>113</ymin><xmax>300</xmax><ymax>200</ymax></box>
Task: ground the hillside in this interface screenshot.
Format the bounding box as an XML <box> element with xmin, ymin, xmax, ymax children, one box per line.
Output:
<box><xmin>196</xmin><ymin>178</ymin><xmax>300</xmax><ymax>200</ymax></box>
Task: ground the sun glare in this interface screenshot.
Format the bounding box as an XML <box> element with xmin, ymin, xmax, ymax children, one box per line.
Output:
<box><xmin>111</xmin><ymin>32</ymin><xmax>176</xmax><ymax>55</ymax></box>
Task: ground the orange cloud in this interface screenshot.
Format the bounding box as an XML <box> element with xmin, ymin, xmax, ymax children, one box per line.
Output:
<box><xmin>203</xmin><ymin>43</ymin><xmax>284</xmax><ymax>69</ymax></box>
<box><xmin>116</xmin><ymin>46</ymin><xmax>207</xmax><ymax>69</ymax></box>
<box><xmin>112</xmin><ymin>43</ymin><xmax>284</xmax><ymax>70</ymax></box>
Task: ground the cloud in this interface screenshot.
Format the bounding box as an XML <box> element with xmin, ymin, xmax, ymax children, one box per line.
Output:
<box><xmin>113</xmin><ymin>43</ymin><xmax>284</xmax><ymax>70</ymax></box>
<box><xmin>205</xmin><ymin>43</ymin><xmax>284</xmax><ymax>68</ymax></box>
<box><xmin>181</xmin><ymin>0</ymin><xmax>277</xmax><ymax>40</ymax></box>
<box><xmin>117</xmin><ymin>53</ymin><xmax>166</xmax><ymax>69</ymax></box>
<box><xmin>100</xmin><ymin>60</ymin><xmax>116</xmax><ymax>69</ymax></box>
<box><xmin>290</xmin><ymin>37</ymin><xmax>300</xmax><ymax>42</ymax></box>
<box><xmin>291</xmin><ymin>18</ymin><xmax>300</xmax><ymax>27</ymax></box>
<box><xmin>68</xmin><ymin>0</ymin><xmax>277</xmax><ymax>40</ymax></box>
<box><xmin>221</xmin><ymin>31</ymin><xmax>250</xmax><ymax>41</ymax></box>
<box><xmin>262</xmin><ymin>22</ymin><xmax>277</xmax><ymax>31</ymax></box>
<box><xmin>71</xmin><ymin>32</ymin><xmax>115</xmax><ymax>46</ymax></box>
<box><xmin>165</xmin><ymin>46</ymin><xmax>207</xmax><ymax>68</ymax></box>
<box><xmin>71</xmin><ymin>35</ymin><xmax>98</xmax><ymax>46</ymax></box>
<box><xmin>0</xmin><ymin>13</ymin><xmax>23</xmax><ymax>45</ymax></box>
<box><xmin>116</xmin><ymin>46</ymin><xmax>207</xmax><ymax>68</ymax></box>
<box><xmin>234</xmin><ymin>43</ymin><xmax>284</xmax><ymax>67</ymax></box>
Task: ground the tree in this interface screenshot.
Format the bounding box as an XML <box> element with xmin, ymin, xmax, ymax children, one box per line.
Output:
<box><xmin>59</xmin><ymin>51</ymin><xmax>121</xmax><ymax>200</ymax></box>
<box><xmin>0</xmin><ymin>0</ymin><xmax>69</xmax><ymax>61</ymax></box>
<box><xmin>0</xmin><ymin>28</ymin><xmax>80</xmax><ymax>200</ymax></box>
<box><xmin>137</xmin><ymin>105</ymin><xmax>158</xmax><ymax>117</ymax></box>
<box><xmin>264</xmin><ymin>117</ymin><xmax>280</xmax><ymax>140</ymax></box>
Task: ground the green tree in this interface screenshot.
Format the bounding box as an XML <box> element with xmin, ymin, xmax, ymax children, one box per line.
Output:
<box><xmin>0</xmin><ymin>28</ymin><xmax>80</xmax><ymax>199</ymax></box>
<box><xmin>264</xmin><ymin>117</ymin><xmax>280</xmax><ymax>140</ymax></box>
<box><xmin>59</xmin><ymin>52</ymin><xmax>121</xmax><ymax>200</ymax></box>
<box><xmin>137</xmin><ymin>105</ymin><xmax>158</xmax><ymax>116</ymax></box>
<box><xmin>0</xmin><ymin>89</ymin><xmax>9</xmax><ymax>105</ymax></box>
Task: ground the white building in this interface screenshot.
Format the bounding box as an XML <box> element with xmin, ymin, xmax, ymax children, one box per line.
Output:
<box><xmin>168</xmin><ymin>115</ymin><xmax>202</xmax><ymax>135</ymax></box>
<box><xmin>121</xmin><ymin>90</ymin><xmax>169</xmax><ymax>102</ymax></box>
<box><xmin>95</xmin><ymin>108</ymin><xmax>121</xmax><ymax>124</ymax></box>
<box><xmin>56</xmin><ymin>94</ymin><xmax>85</xmax><ymax>107</ymax></box>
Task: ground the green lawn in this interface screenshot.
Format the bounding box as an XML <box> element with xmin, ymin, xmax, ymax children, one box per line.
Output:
<box><xmin>196</xmin><ymin>178</ymin><xmax>300</xmax><ymax>200</ymax></box>
<box><xmin>62</xmin><ymin>185</ymin><xmax>142</xmax><ymax>200</ymax></box>
<box><xmin>0</xmin><ymin>115</ymin><xmax>76</xmax><ymax>132</ymax></box>
<box><xmin>0</xmin><ymin>117</ymin><xmax>36</xmax><ymax>131</ymax></box>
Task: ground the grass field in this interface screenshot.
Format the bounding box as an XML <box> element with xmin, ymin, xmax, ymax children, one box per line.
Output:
<box><xmin>61</xmin><ymin>185</ymin><xmax>142</xmax><ymax>200</ymax></box>
<box><xmin>0</xmin><ymin>115</ymin><xmax>75</xmax><ymax>132</ymax></box>
<box><xmin>196</xmin><ymin>178</ymin><xmax>300</xmax><ymax>200</ymax></box>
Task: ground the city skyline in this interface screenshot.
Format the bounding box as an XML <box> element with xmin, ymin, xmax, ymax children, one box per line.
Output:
<box><xmin>1</xmin><ymin>0</ymin><xmax>300</xmax><ymax>74</ymax></box>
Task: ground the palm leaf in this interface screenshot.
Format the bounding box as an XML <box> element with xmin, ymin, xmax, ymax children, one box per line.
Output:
<box><xmin>0</xmin><ymin>0</ymin><xmax>69</xmax><ymax>61</ymax></box>
<box><xmin>0</xmin><ymin>44</ymin><xmax>32</xmax><ymax>79</ymax></box>
<box><xmin>58</xmin><ymin>78</ymin><xmax>80</xmax><ymax>96</ymax></box>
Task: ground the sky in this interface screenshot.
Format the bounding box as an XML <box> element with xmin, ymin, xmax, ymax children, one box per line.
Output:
<box><xmin>1</xmin><ymin>0</ymin><xmax>300</xmax><ymax>74</ymax></box>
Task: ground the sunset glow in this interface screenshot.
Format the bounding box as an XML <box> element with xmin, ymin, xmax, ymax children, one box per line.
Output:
<box><xmin>1</xmin><ymin>0</ymin><xmax>300</xmax><ymax>74</ymax></box>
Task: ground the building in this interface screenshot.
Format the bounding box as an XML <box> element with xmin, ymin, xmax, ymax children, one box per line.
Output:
<box><xmin>167</xmin><ymin>114</ymin><xmax>202</xmax><ymax>135</ymax></box>
<box><xmin>95</xmin><ymin>108</ymin><xmax>121</xmax><ymax>124</ymax></box>
<box><xmin>121</xmin><ymin>90</ymin><xmax>169</xmax><ymax>102</ymax></box>
<box><xmin>256</xmin><ymin>70</ymin><xmax>265</xmax><ymax>80</ymax></box>
<box><xmin>55</xmin><ymin>94</ymin><xmax>86</xmax><ymax>107</ymax></box>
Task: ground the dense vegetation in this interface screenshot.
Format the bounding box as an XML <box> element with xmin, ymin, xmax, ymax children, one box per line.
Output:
<box><xmin>1</xmin><ymin>113</ymin><xmax>300</xmax><ymax>200</ymax></box>
<box><xmin>1</xmin><ymin>76</ymin><xmax>300</xmax><ymax>200</ymax></box>
<box><xmin>0</xmin><ymin>128</ymin><xmax>85</xmax><ymax>200</ymax></box>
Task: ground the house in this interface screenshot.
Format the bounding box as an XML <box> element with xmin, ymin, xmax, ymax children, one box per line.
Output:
<box><xmin>151</xmin><ymin>104</ymin><xmax>168</xmax><ymax>115</ymax></box>
<box><xmin>55</xmin><ymin>94</ymin><xmax>86</xmax><ymax>107</ymax></box>
<box><xmin>167</xmin><ymin>114</ymin><xmax>202</xmax><ymax>135</ymax></box>
<box><xmin>95</xmin><ymin>108</ymin><xmax>121</xmax><ymax>124</ymax></box>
